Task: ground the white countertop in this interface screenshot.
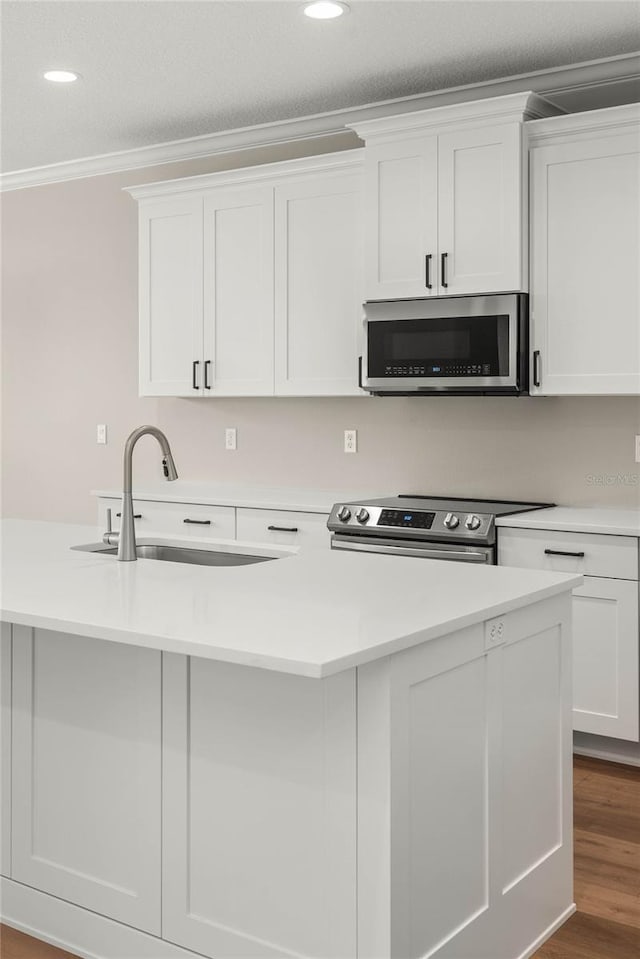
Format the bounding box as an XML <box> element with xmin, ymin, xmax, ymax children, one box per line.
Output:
<box><xmin>92</xmin><ymin>482</ymin><xmax>382</xmax><ymax>514</ymax></box>
<box><xmin>497</xmin><ymin>507</ymin><xmax>640</xmax><ymax>537</ymax></box>
<box><xmin>1</xmin><ymin>520</ymin><xmax>581</xmax><ymax>678</ymax></box>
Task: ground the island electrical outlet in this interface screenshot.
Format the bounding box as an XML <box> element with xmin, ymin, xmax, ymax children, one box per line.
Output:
<box><xmin>344</xmin><ymin>429</ymin><xmax>357</xmax><ymax>453</ymax></box>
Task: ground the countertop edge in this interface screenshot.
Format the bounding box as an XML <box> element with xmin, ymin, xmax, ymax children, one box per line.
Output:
<box><xmin>0</xmin><ymin>573</ymin><xmax>582</xmax><ymax>679</ymax></box>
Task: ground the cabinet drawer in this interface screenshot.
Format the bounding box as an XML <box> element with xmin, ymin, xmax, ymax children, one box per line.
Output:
<box><xmin>97</xmin><ymin>498</ymin><xmax>236</xmax><ymax>540</ymax></box>
<box><xmin>236</xmin><ymin>508</ymin><xmax>330</xmax><ymax>550</ymax></box>
<box><xmin>498</xmin><ymin>527</ymin><xmax>638</xmax><ymax>581</ymax></box>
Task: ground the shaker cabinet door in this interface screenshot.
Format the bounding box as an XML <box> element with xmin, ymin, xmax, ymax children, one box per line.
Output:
<box><xmin>203</xmin><ymin>187</ymin><xmax>275</xmax><ymax>395</ymax></box>
<box><xmin>363</xmin><ymin>137</ymin><xmax>438</xmax><ymax>300</ymax></box>
<box><xmin>275</xmin><ymin>172</ymin><xmax>364</xmax><ymax>395</ymax></box>
<box><xmin>572</xmin><ymin>577</ymin><xmax>639</xmax><ymax>742</ymax></box>
<box><xmin>530</xmin><ymin>131</ymin><xmax>640</xmax><ymax>395</ymax></box>
<box><xmin>11</xmin><ymin>627</ymin><xmax>162</xmax><ymax>932</ymax></box>
<box><xmin>138</xmin><ymin>196</ymin><xmax>204</xmax><ymax>397</ymax></box>
<box><xmin>437</xmin><ymin>123</ymin><xmax>525</xmax><ymax>295</ymax></box>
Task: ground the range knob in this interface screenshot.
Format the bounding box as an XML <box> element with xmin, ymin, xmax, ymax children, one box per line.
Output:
<box><xmin>444</xmin><ymin>512</ymin><xmax>459</xmax><ymax>529</ymax></box>
<box><xmin>337</xmin><ymin>506</ymin><xmax>352</xmax><ymax>523</ymax></box>
<box><xmin>465</xmin><ymin>514</ymin><xmax>481</xmax><ymax>531</ymax></box>
<box><xmin>356</xmin><ymin>507</ymin><xmax>370</xmax><ymax>524</ymax></box>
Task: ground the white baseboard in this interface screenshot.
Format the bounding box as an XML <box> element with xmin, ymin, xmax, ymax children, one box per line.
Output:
<box><xmin>574</xmin><ymin>732</ymin><xmax>640</xmax><ymax>767</ymax></box>
<box><xmin>0</xmin><ymin>878</ymin><xmax>197</xmax><ymax>959</ymax></box>
<box><xmin>516</xmin><ymin>903</ymin><xmax>576</xmax><ymax>959</ymax></box>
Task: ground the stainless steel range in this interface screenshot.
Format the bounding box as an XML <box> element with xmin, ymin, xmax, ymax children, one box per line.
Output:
<box><xmin>327</xmin><ymin>495</ymin><xmax>554</xmax><ymax>564</ymax></box>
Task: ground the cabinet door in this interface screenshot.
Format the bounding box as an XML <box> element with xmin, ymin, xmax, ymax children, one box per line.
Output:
<box><xmin>1</xmin><ymin>624</ymin><xmax>10</xmax><ymax>878</ymax></box>
<box><xmin>139</xmin><ymin>196</ymin><xmax>203</xmax><ymax>397</ymax></box>
<box><xmin>572</xmin><ymin>577</ymin><xmax>639</xmax><ymax>741</ymax></box>
<box><xmin>363</xmin><ymin>137</ymin><xmax>438</xmax><ymax>300</ymax></box>
<box><xmin>162</xmin><ymin>655</ymin><xmax>356</xmax><ymax>959</ymax></box>
<box><xmin>11</xmin><ymin>627</ymin><xmax>162</xmax><ymax>932</ymax></box>
<box><xmin>437</xmin><ymin>123</ymin><xmax>525</xmax><ymax>295</ymax></box>
<box><xmin>275</xmin><ymin>171</ymin><xmax>364</xmax><ymax>395</ymax></box>
<box><xmin>203</xmin><ymin>187</ymin><xmax>274</xmax><ymax>395</ymax></box>
<box><xmin>530</xmin><ymin>132</ymin><xmax>640</xmax><ymax>394</ymax></box>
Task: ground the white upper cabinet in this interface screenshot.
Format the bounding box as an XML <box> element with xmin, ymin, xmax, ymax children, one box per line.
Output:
<box><xmin>275</xmin><ymin>170</ymin><xmax>363</xmax><ymax>395</ymax></box>
<box><xmin>203</xmin><ymin>187</ymin><xmax>274</xmax><ymax>395</ymax></box>
<box><xmin>350</xmin><ymin>93</ymin><xmax>559</xmax><ymax>301</ymax></box>
<box><xmin>529</xmin><ymin>104</ymin><xmax>640</xmax><ymax>395</ymax></box>
<box><xmin>138</xmin><ymin>196</ymin><xmax>203</xmax><ymax>396</ymax></box>
<box><xmin>362</xmin><ymin>137</ymin><xmax>438</xmax><ymax>299</ymax></box>
<box><xmin>127</xmin><ymin>151</ymin><xmax>364</xmax><ymax>398</ymax></box>
<box><xmin>437</xmin><ymin>124</ymin><xmax>524</xmax><ymax>295</ymax></box>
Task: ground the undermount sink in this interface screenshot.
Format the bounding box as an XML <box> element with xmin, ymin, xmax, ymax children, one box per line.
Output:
<box><xmin>71</xmin><ymin>541</ymin><xmax>278</xmax><ymax>567</ymax></box>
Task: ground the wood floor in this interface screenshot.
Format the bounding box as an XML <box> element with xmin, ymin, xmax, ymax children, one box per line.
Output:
<box><xmin>534</xmin><ymin>755</ymin><xmax>640</xmax><ymax>959</ymax></box>
<box><xmin>1</xmin><ymin>756</ymin><xmax>638</xmax><ymax>959</ymax></box>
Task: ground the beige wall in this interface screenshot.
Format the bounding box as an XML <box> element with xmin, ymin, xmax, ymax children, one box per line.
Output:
<box><xmin>2</xmin><ymin>135</ymin><xmax>639</xmax><ymax>524</ymax></box>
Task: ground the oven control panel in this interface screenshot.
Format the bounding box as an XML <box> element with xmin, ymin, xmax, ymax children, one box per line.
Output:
<box><xmin>327</xmin><ymin>504</ymin><xmax>494</xmax><ymax>542</ymax></box>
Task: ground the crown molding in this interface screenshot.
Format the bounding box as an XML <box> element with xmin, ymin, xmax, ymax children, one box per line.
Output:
<box><xmin>1</xmin><ymin>52</ymin><xmax>638</xmax><ymax>193</ymax></box>
<box><xmin>527</xmin><ymin>101</ymin><xmax>640</xmax><ymax>144</ymax></box>
<box><xmin>347</xmin><ymin>91</ymin><xmax>562</xmax><ymax>143</ymax></box>
<box><xmin>124</xmin><ymin>148</ymin><xmax>363</xmax><ymax>200</ymax></box>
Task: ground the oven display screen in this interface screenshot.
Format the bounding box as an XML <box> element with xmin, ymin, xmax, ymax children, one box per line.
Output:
<box><xmin>378</xmin><ymin>509</ymin><xmax>435</xmax><ymax>529</ymax></box>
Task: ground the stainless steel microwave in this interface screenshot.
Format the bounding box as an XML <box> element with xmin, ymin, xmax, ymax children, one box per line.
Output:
<box><xmin>361</xmin><ymin>293</ymin><xmax>529</xmax><ymax>395</ymax></box>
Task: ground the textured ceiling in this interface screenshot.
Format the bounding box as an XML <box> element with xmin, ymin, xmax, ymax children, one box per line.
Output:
<box><xmin>2</xmin><ymin>0</ymin><xmax>640</xmax><ymax>172</ymax></box>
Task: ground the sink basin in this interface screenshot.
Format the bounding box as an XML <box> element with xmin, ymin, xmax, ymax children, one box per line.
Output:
<box><xmin>71</xmin><ymin>541</ymin><xmax>278</xmax><ymax>567</ymax></box>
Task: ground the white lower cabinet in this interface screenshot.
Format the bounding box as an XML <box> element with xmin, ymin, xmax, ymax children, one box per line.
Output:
<box><xmin>572</xmin><ymin>577</ymin><xmax>639</xmax><ymax>741</ymax></box>
<box><xmin>161</xmin><ymin>655</ymin><xmax>357</xmax><ymax>959</ymax></box>
<box><xmin>498</xmin><ymin>527</ymin><xmax>640</xmax><ymax>742</ymax></box>
<box><xmin>97</xmin><ymin>497</ymin><xmax>236</xmax><ymax>540</ymax></box>
<box><xmin>236</xmin><ymin>507</ymin><xmax>330</xmax><ymax>549</ymax></box>
<box><xmin>10</xmin><ymin>626</ymin><xmax>162</xmax><ymax>932</ymax></box>
<box><xmin>0</xmin><ymin>624</ymin><xmax>11</xmax><ymax>878</ymax></box>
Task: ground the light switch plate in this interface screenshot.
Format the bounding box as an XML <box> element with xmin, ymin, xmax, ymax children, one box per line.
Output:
<box><xmin>96</xmin><ymin>424</ymin><xmax>107</xmax><ymax>445</ymax></box>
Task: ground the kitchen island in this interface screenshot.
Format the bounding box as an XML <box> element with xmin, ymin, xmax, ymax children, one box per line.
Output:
<box><xmin>1</xmin><ymin>519</ymin><xmax>582</xmax><ymax>959</ymax></box>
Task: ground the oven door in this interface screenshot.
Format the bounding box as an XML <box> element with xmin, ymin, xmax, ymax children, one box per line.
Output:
<box><xmin>363</xmin><ymin>293</ymin><xmax>527</xmax><ymax>394</ymax></box>
<box><xmin>331</xmin><ymin>534</ymin><xmax>495</xmax><ymax>564</ymax></box>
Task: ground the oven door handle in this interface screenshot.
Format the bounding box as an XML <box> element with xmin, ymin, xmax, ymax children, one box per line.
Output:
<box><xmin>331</xmin><ymin>538</ymin><xmax>490</xmax><ymax>563</ymax></box>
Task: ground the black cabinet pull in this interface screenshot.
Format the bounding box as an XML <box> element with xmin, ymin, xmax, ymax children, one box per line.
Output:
<box><xmin>192</xmin><ymin>360</ymin><xmax>200</xmax><ymax>390</ymax></box>
<box><xmin>358</xmin><ymin>356</ymin><xmax>363</xmax><ymax>389</ymax></box>
<box><xmin>425</xmin><ymin>254</ymin><xmax>432</xmax><ymax>290</ymax></box>
<box><xmin>533</xmin><ymin>350</ymin><xmax>541</xmax><ymax>388</ymax></box>
<box><xmin>441</xmin><ymin>252</ymin><xmax>448</xmax><ymax>288</ymax></box>
<box><xmin>116</xmin><ymin>513</ymin><xmax>142</xmax><ymax>519</ymax></box>
<box><xmin>183</xmin><ymin>518</ymin><xmax>212</xmax><ymax>525</ymax></box>
<box><xmin>204</xmin><ymin>360</ymin><xmax>212</xmax><ymax>390</ymax></box>
<box><xmin>544</xmin><ymin>549</ymin><xmax>585</xmax><ymax>558</ymax></box>
<box><xmin>267</xmin><ymin>525</ymin><xmax>298</xmax><ymax>533</ymax></box>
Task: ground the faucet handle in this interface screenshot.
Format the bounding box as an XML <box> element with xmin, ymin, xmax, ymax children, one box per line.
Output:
<box><xmin>103</xmin><ymin>507</ymin><xmax>119</xmax><ymax>546</ymax></box>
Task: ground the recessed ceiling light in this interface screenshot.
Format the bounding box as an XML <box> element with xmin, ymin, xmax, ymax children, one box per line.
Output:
<box><xmin>303</xmin><ymin>1</ymin><xmax>349</xmax><ymax>20</ymax></box>
<box><xmin>43</xmin><ymin>70</ymin><xmax>80</xmax><ymax>83</ymax></box>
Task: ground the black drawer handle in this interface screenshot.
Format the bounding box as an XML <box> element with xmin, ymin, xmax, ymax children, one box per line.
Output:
<box><xmin>425</xmin><ymin>254</ymin><xmax>432</xmax><ymax>290</ymax></box>
<box><xmin>441</xmin><ymin>252</ymin><xmax>448</xmax><ymax>288</ymax></box>
<box><xmin>204</xmin><ymin>360</ymin><xmax>212</xmax><ymax>390</ymax></box>
<box><xmin>544</xmin><ymin>549</ymin><xmax>585</xmax><ymax>558</ymax></box>
<box><xmin>183</xmin><ymin>518</ymin><xmax>212</xmax><ymax>525</ymax></box>
<box><xmin>116</xmin><ymin>513</ymin><xmax>142</xmax><ymax>519</ymax></box>
<box><xmin>192</xmin><ymin>360</ymin><xmax>200</xmax><ymax>390</ymax></box>
<box><xmin>267</xmin><ymin>525</ymin><xmax>298</xmax><ymax>533</ymax></box>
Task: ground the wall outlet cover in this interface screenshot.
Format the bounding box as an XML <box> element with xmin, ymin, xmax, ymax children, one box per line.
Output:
<box><xmin>225</xmin><ymin>428</ymin><xmax>237</xmax><ymax>451</ymax></box>
<box><xmin>96</xmin><ymin>424</ymin><xmax>107</xmax><ymax>445</ymax></box>
<box><xmin>344</xmin><ymin>429</ymin><xmax>357</xmax><ymax>454</ymax></box>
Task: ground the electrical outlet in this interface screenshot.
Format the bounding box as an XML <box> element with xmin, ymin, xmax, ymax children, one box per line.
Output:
<box><xmin>635</xmin><ymin>435</ymin><xmax>640</xmax><ymax>464</ymax></box>
<box><xmin>344</xmin><ymin>429</ymin><xmax>357</xmax><ymax>453</ymax></box>
<box><xmin>484</xmin><ymin>616</ymin><xmax>506</xmax><ymax>650</ymax></box>
<box><xmin>96</xmin><ymin>424</ymin><xmax>107</xmax><ymax>445</ymax></box>
<box><xmin>225</xmin><ymin>428</ymin><xmax>237</xmax><ymax>451</ymax></box>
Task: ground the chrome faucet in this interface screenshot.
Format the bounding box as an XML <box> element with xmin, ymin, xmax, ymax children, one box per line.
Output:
<box><xmin>104</xmin><ymin>426</ymin><xmax>178</xmax><ymax>561</ymax></box>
